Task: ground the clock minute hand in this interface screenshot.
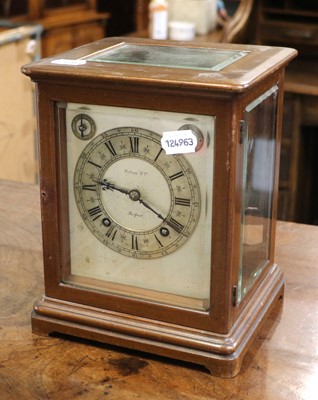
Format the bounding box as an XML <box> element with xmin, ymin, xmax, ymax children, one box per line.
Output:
<box><xmin>138</xmin><ymin>197</ymin><xmax>165</xmax><ymax>221</ymax></box>
<box><xmin>138</xmin><ymin>197</ymin><xmax>186</xmax><ymax>236</ymax></box>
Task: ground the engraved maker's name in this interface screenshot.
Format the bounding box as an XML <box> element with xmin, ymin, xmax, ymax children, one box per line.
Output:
<box><xmin>125</xmin><ymin>169</ymin><xmax>148</xmax><ymax>177</ymax></box>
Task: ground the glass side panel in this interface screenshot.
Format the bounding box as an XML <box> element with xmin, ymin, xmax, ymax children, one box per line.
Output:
<box><xmin>238</xmin><ymin>85</ymin><xmax>278</xmax><ymax>302</ymax></box>
<box><xmin>87</xmin><ymin>43</ymin><xmax>248</xmax><ymax>71</ymax></box>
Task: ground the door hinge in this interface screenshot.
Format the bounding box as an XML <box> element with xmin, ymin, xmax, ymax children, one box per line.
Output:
<box><xmin>239</xmin><ymin>120</ymin><xmax>245</xmax><ymax>144</ymax></box>
<box><xmin>232</xmin><ymin>285</ymin><xmax>238</xmax><ymax>307</ymax></box>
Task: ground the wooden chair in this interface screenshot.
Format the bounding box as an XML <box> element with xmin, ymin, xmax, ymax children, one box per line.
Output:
<box><xmin>221</xmin><ymin>0</ymin><xmax>255</xmax><ymax>43</ymax></box>
<box><xmin>133</xmin><ymin>0</ymin><xmax>255</xmax><ymax>44</ymax></box>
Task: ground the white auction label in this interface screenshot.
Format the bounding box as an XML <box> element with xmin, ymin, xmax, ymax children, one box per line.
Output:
<box><xmin>51</xmin><ymin>59</ymin><xmax>87</xmax><ymax>66</ymax></box>
<box><xmin>161</xmin><ymin>130</ymin><xmax>197</xmax><ymax>155</ymax></box>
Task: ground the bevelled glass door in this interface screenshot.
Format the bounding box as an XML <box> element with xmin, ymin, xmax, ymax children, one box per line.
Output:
<box><xmin>238</xmin><ymin>85</ymin><xmax>278</xmax><ymax>302</ymax></box>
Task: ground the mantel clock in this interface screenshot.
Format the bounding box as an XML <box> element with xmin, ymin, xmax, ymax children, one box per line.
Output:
<box><xmin>22</xmin><ymin>37</ymin><xmax>296</xmax><ymax>377</ymax></box>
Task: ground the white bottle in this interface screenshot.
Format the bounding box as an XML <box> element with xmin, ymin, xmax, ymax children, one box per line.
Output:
<box><xmin>149</xmin><ymin>0</ymin><xmax>168</xmax><ymax>40</ymax></box>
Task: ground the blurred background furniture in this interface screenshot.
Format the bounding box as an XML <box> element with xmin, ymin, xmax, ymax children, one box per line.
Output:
<box><xmin>132</xmin><ymin>0</ymin><xmax>254</xmax><ymax>44</ymax></box>
<box><xmin>0</xmin><ymin>1</ymin><xmax>109</xmax><ymax>184</ymax></box>
<box><xmin>255</xmin><ymin>0</ymin><xmax>318</xmax><ymax>224</ymax></box>
<box><xmin>0</xmin><ymin>22</ymin><xmax>42</xmax><ymax>183</ymax></box>
<box><xmin>1</xmin><ymin>0</ymin><xmax>110</xmax><ymax>56</ymax></box>
<box><xmin>98</xmin><ymin>0</ymin><xmax>135</xmax><ymax>36</ymax></box>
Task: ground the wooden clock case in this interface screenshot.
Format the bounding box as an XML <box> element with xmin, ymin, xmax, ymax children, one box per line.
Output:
<box><xmin>22</xmin><ymin>37</ymin><xmax>296</xmax><ymax>377</ymax></box>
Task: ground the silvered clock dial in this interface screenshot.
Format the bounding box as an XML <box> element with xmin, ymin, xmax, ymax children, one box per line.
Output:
<box><xmin>74</xmin><ymin>126</ymin><xmax>201</xmax><ymax>259</ymax></box>
<box><xmin>65</xmin><ymin>103</ymin><xmax>214</xmax><ymax>308</ymax></box>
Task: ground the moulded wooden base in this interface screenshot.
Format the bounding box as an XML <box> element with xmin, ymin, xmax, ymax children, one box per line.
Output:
<box><xmin>32</xmin><ymin>264</ymin><xmax>284</xmax><ymax>378</ymax></box>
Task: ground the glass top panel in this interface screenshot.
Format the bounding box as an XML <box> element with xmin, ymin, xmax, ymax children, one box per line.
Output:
<box><xmin>88</xmin><ymin>43</ymin><xmax>248</xmax><ymax>71</ymax></box>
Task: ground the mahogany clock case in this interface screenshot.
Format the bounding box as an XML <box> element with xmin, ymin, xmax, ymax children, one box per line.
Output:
<box><xmin>22</xmin><ymin>37</ymin><xmax>297</xmax><ymax>377</ymax></box>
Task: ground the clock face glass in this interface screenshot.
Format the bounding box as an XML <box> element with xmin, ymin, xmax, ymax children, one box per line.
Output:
<box><xmin>62</xmin><ymin>103</ymin><xmax>214</xmax><ymax>310</ymax></box>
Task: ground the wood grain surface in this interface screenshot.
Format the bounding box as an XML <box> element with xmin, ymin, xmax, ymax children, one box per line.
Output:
<box><xmin>0</xmin><ymin>180</ymin><xmax>317</xmax><ymax>399</ymax></box>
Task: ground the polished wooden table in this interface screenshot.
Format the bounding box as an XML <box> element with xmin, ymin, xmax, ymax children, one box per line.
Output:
<box><xmin>0</xmin><ymin>180</ymin><xmax>317</xmax><ymax>399</ymax></box>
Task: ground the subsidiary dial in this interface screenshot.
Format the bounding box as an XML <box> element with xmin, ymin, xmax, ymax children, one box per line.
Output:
<box><xmin>71</xmin><ymin>113</ymin><xmax>96</xmax><ymax>140</ymax></box>
<box><xmin>178</xmin><ymin>124</ymin><xmax>204</xmax><ymax>152</ymax></box>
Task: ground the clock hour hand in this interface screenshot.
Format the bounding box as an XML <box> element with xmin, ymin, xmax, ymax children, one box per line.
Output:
<box><xmin>95</xmin><ymin>179</ymin><xmax>129</xmax><ymax>195</ymax></box>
